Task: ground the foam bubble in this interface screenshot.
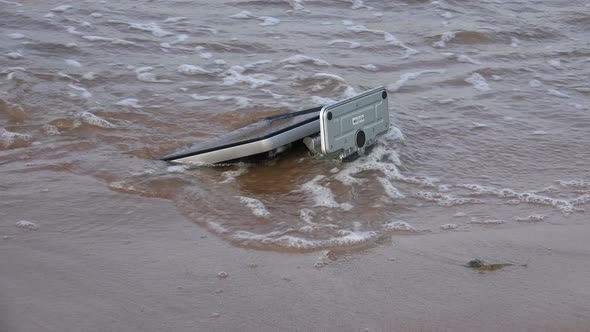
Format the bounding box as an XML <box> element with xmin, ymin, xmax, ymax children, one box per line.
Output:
<box><xmin>529</xmin><ymin>79</ymin><xmax>542</xmax><ymax>87</ymax></box>
<box><xmin>439</xmin><ymin>11</ymin><xmax>453</xmax><ymax>19</ymax></box>
<box><xmin>547</xmin><ymin>59</ymin><xmax>562</xmax><ymax>68</ymax></box>
<box><xmin>51</xmin><ymin>4</ymin><xmax>72</xmax><ymax>12</ymax></box>
<box><xmin>414</xmin><ymin>191</ymin><xmax>484</xmax><ymax>206</ymax></box>
<box><xmin>128</xmin><ymin>22</ymin><xmax>173</xmax><ymax>37</ymax></box>
<box><xmin>469</xmin><ymin>218</ymin><xmax>505</xmax><ymax>225</ymax></box>
<box><xmin>258</xmin><ymin>16</ymin><xmax>280</xmax><ymax>26</ymax></box>
<box><xmin>81</xmin><ymin>72</ymin><xmax>96</xmax><ymax>80</ymax></box>
<box><xmin>135</xmin><ymin>67</ymin><xmax>172</xmax><ymax>83</ymax></box>
<box><xmin>90</xmin><ymin>12</ymin><xmax>103</xmax><ymax>18</ymax></box>
<box><xmin>5</xmin><ymin>52</ymin><xmax>22</xmax><ymax>60</ymax></box>
<box><xmin>361</xmin><ymin>64</ymin><xmax>378</xmax><ymax>71</ymax></box>
<box><xmin>15</xmin><ymin>220</ymin><xmax>38</xmax><ymax>230</ymax></box>
<box><xmin>167</xmin><ymin>165</ymin><xmax>186</xmax><ymax>173</ymax></box>
<box><xmin>311</xmin><ymin>96</ymin><xmax>336</xmax><ymax>105</ymax></box>
<box><xmin>66</xmin><ymin>26</ymin><xmax>81</xmax><ymax>35</ymax></box>
<box><xmin>547</xmin><ymin>89</ymin><xmax>569</xmax><ymax>98</ymax></box>
<box><xmin>516</xmin><ymin>214</ymin><xmax>546</xmax><ymax>222</ymax></box>
<box><xmin>457</xmin><ymin>54</ymin><xmax>482</xmax><ymax>65</ymax></box>
<box><xmin>177</xmin><ymin>64</ymin><xmax>210</xmax><ymax>75</ymax></box>
<box><xmin>465</xmin><ymin>73</ymin><xmax>490</xmax><ymax>91</ymax></box>
<box><xmin>328</xmin><ymin>39</ymin><xmax>361</xmax><ymax>49</ymax></box>
<box><xmin>42</xmin><ymin>124</ymin><xmax>61</xmax><ymax>136</ymax></box>
<box><xmin>221</xmin><ymin>165</ymin><xmax>249</xmax><ymax>183</ymax></box>
<box><xmin>244</xmin><ymin>60</ymin><xmax>272</xmax><ymax>69</ymax></box>
<box><xmin>82</xmin><ymin>35</ymin><xmax>112</xmax><ymax>42</ymax></box>
<box><xmin>571</xmin><ymin>194</ymin><xmax>590</xmax><ymax>206</ymax></box>
<box><xmin>7</xmin><ymin>32</ymin><xmax>25</xmax><ymax>39</ymax></box>
<box><xmin>230</xmin><ymin>11</ymin><xmax>254</xmax><ymax>19</ymax></box>
<box><xmin>558</xmin><ymin>179</ymin><xmax>590</xmax><ymax>188</ymax></box>
<box><xmin>112</xmin><ymin>39</ymin><xmax>135</xmax><ymax>46</ymax></box>
<box><xmin>351</xmin><ymin>0</ymin><xmax>370</xmax><ymax>9</ymax></box>
<box><xmin>280</xmin><ymin>54</ymin><xmax>331</xmax><ymax>66</ymax></box>
<box><xmin>236</xmin><ymin>196</ymin><xmax>271</xmax><ymax>217</ymax></box>
<box><xmin>163</xmin><ymin>16</ymin><xmax>186</xmax><ymax>23</ymax></box>
<box><xmin>334</xmin><ymin>145</ymin><xmax>419</xmax><ymax>188</ymax></box>
<box><xmin>65</xmin><ymin>59</ymin><xmax>82</xmax><ymax>67</ymax></box>
<box><xmin>115</xmin><ymin>98</ymin><xmax>142</xmax><ymax>108</ymax></box>
<box><xmin>214</xmin><ymin>59</ymin><xmax>227</xmax><ymax>66</ymax></box>
<box><xmin>440</xmin><ymin>223</ymin><xmax>458</xmax><ymax>230</ymax></box>
<box><xmin>68</xmin><ymin>84</ymin><xmax>92</xmax><ymax>98</ymax></box>
<box><xmin>438</xmin><ymin>98</ymin><xmax>455</xmax><ymax>105</ymax></box>
<box><xmin>289</xmin><ymin>0</ymin><xmax>305</xmax><ymax>10</ymax></box>
<box><xmin>191</xmin><ymin>94</ymin><xmax>210</xmax><ymax>101</ymax></box>
<box><xmin>299</xmin><ymin>208</ymin><xmax>315</xmax><ymax>224</ymax></box>
<box><xmin>433</xmin><ymin>31</ymin><xmax>455</xmax><ymax>48</ymax></box>
<box><xmin>0</xmin><ymin>128</ymin><xmax>32</xmax><ymax>149</ymax></box>
<box><xmin>76</xmin><ymin>111</ymin><xmax>116</xmax><ymax>128</ymax></box>
<box><xmin>221</xmin><ymin>65</ymin><xmax>274</xmax><ymax>88</ymax></box>
<box><xmin>382</xmin><ymin>220</ymin><xmax>417</xmax><ymax>232</ymax></box>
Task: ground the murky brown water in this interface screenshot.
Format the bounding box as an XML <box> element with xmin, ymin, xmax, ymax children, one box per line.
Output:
<box><xmin>2</xmin><ymin>0</ymin><xmax>590</xmax><ymax>252</ymax></box>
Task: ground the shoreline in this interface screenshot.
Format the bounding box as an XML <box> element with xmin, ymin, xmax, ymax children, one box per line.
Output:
<box><xmin>2</xmin><ymin>171</ymin><xmax>589</xmax><ymax>331</ymax></box>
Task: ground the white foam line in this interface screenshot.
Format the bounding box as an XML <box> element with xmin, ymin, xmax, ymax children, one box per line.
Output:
<box><xmin>347</xmin><ymin>25</ymin><xmax>418</xmax><ymax>57</ymax></box>
<box><xmin>231</xmin><ymin>229</ymin><xmax>379</xmax><ymax>250</ymax></box>
<box><xmin>221</xmin><ymin>65</ymin><xmax>274</xmax><ymax>88</ymax></box>
<box><xmin>51</xmin><ymin>4</ymin><xmax>72</xmax><ymax>12</ymax></box>
<box><xmin>76</xmin><ymin>111</ymin><xmax>116</xmax><ymax>128</ymax></box>
<box><xmin>547</xmin><ymin>89</ymin><xmax>569</xmax><ymax>98</ymax></box>
<box><xmin>68</xmin><ymin>84</ymin><xmax>91</xmax><ymax>98</ymax></box>
<box><xmin>433</xmin><ymin>31</ymin><xmax>455</xmax><ymax>48</ymax></box>
<box><xmin>221</xmin><ymin>165</ymin><xmax>249</xmax><ymax>183</ymax></box>
<box><xmin>386</xmin><ymin>69</ymin><xmax>446</xmax><ymax>92</ymax></box>
<box><xmin>327</xmin><ymin>39</ymin><xmax>361</xmax><ymax>49</ymax></box>
<box><xmin>459</xmin><ymin>184</ymin><xmax>577</xmax><ymax>214</ymax></box>
<box><xmin>0</xmin><ymin>128</ymin><xmax>32</xmax><ymax>148</ymax></box>
<box><xmin>301</xmin><ymin>175</ymin><xmax>353</xmax><ymax>210</ymax></box>
<box><xmin>465</xmin><ymin>73</ymin><xmax>490</xmax><ymax>91</ymax></box>
<box><xmin>0</xmin><ymin>0</ymin><xmax>22</xmax><ymax>6</ymax></box>
<box><xmin>115</xmin><ymin>98</ymin><xmax>142</xmax><ymax>108</ymax></box>
<box><xmin>377</xmin><ymin>177</ymin><xmax>405</xmax><ymax>199</ymax></box>
<box><xmin>280</xmin><ymin>54</ymin><xmax>331</xmax><ymax>66</ymax></box>
<box><xmin>289</xmin><ymin>0</ymin><xmax>305</xmax><ymax>10</ymax></box>
<box><xmin>229</xmin><ymin>11</ymin><xmax>280</xmax><ymax>26</ymax></box>
<box><xmin>382</xmin><ymin>220</ymin><xmax>417</xmax><ymax>232</ymax></box>
<box><xmin>414</xmin><ymin>191</ymin><xmax>484</xmax><ymax>207</ymax></box>
<box><xmin>236</xmin><ymin>196</ymin><xmax>271</xmax><ymax>218</ymax></box>
<box><xmin>177</xmin><ymin>64</ymin><xmax>210</xmax><ymax>75</ymax></box>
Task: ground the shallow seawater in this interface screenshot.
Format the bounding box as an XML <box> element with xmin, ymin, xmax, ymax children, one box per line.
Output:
<box><xmin>1</xmin><ymin>0</ymin><xmax>589</xmax><ymax>252</ymax></box>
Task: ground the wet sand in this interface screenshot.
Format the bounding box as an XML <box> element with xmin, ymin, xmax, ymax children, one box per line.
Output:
<box><xmin>2</xmin><ymin>172</ymin><xmax>589</xmax><ymax>331</ymax></box>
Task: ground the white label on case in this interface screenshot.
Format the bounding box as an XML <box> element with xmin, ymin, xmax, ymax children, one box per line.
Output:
<box><xmin>352</xmin><ymin>114</ymin><xmax>365</xmax><ymax>125</ymax></box>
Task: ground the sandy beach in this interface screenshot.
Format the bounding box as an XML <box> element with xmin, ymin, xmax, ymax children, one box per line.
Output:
<box><xmin>2</xmin><ymin>171</ymin><xmax>590</xmax><ymax>331</ymax></box>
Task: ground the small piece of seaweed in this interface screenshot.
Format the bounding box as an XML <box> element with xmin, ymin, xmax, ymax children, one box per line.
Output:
<box><xmin>467</xmin><ymin>259</ymin><xmax>512</xmax><ymax>271</ymax></box>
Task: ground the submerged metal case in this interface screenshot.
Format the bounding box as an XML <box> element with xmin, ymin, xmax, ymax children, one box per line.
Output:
<box><xmin>161</xmin><ymin>107</ymin><xmax>322</xmax><ymax>165</ymax></box>
<box><xmin>319</xmin><ymin>86</ymin><xmax>389</xmax><ymax>158</ymax></box>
